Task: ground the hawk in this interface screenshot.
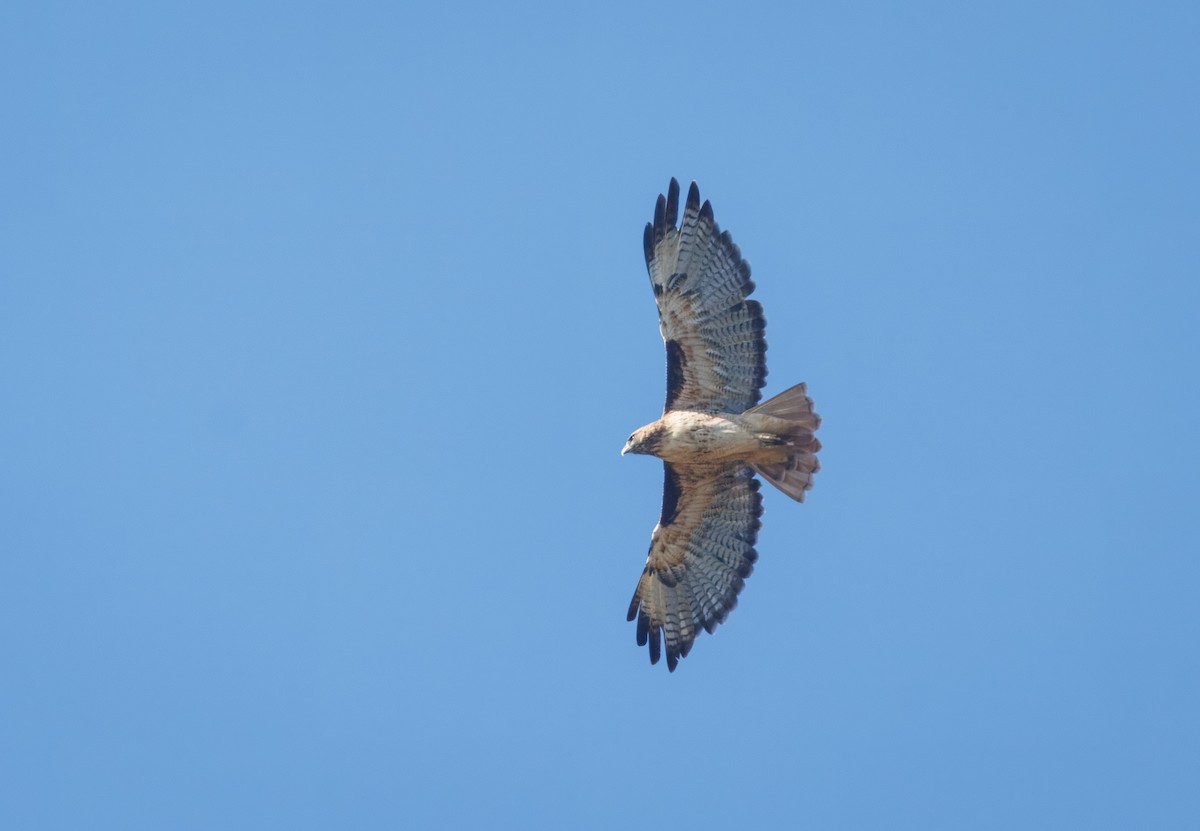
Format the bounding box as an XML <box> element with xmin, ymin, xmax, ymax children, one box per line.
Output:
<box><xmin>622</xmin><ymin>178</ymin><xmax>821</xmax><ymax>671</ymax></box>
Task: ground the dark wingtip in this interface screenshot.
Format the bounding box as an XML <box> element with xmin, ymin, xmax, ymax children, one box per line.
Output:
<box><xmin>665</xmin><ymin>178</ymin><xmax>680</xmax><ymax>228</ymax></box>
<box><xmin>643</xmin><ymin>222</ymin><xmax>655</xmax><ymax>266</ymax></box>
<box><xmin>699</xmin><ymin>199</ymin><xmax>714</xmax><ymax>223</ymax></box>
<box><xmin>666</xmin><ymin>650</ymin><xmax>679</xmax><ymax>672</ymax></box>
<box><xmin>653</xmin><ymin>194</ymin><xmax>666</xmax><ymax>236</ymax></box>
<box><xmin>738</xmin><ymin>259</ymin><xmax>753</xmax><ymax>292</ymax></box>
<box><xmin>745</xmin><ymin>299</ymin><xmax>765</xmax><ymax>329</ymax></box>
<box><xmin>687</xmin><ymin>181</ymin><xmax>700</xmax><ymax>211</ymax></box>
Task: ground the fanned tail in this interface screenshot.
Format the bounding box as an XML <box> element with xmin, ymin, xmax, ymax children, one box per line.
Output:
<box><xmin>747</xmin><ymin>383</ymin><xmax>822</xmax><ymax>502</ymax></box>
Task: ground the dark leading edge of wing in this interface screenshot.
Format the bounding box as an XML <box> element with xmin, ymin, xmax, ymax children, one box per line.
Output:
<box><xmin>658</xmin><ymin>461</ymin><xmax>683</xmax><ymax>526</ymax></box>
<box><xmin>663</xmin><ymin>339</ymin><xmax>687</xmax><ymax>412</ymax></box>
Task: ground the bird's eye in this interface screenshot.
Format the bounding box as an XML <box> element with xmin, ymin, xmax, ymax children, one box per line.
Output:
<box><xmin>628</xmin><ymin>434</ymin><xmax>635</xmax><ymax>443</ymax></box>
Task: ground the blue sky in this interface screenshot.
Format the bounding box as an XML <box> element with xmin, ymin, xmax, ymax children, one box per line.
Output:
<box><xmin>2</xmin><ymin>1</ymin><xmax>1198</xmax><ymax>828</ymax></box>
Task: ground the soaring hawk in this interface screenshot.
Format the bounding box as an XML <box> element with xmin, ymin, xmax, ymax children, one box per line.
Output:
<box><xmin>622</xmin><ymin>178</ymin><xmax>822</xmax><ymax>671</ymax></box>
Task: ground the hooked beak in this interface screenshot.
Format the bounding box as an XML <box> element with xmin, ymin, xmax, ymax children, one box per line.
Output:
<box><xmin>621</xmin><ymin>438</ymin><xmax>636</xmax><ymax>456</ymax></box>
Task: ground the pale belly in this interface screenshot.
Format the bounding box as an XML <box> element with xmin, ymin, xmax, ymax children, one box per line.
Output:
<box><xmin>655</xmin><ymin>411</ymin><xmax>787</xmax><ymax>465</ymax></box>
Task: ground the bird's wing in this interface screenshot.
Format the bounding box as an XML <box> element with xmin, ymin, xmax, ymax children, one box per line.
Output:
<box><xmin>644</xmin><ymin>178</ymin><xmax>767</xmax><ymax>415</ymax></box>
<box><xmin>627</xmin><ymin>462</ymin><xmax>762</xmax><ymax>671</ymax></box>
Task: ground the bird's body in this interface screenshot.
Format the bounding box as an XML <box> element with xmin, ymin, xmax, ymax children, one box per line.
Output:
<box><xmin>626</xmin><ymin>410</ymin><xmax>808</xmax><ymax>466</ymax></box>
<box><xmin>622</xmin><ymin>178</ymin><xmax>821</xmax><ymax>671</ymax></box>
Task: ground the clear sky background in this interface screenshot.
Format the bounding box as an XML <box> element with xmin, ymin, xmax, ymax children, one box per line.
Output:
<box><xmin>2</xmin><ymin>1</ymin><xmax>1198</xmax><ymax>828</ymax></box>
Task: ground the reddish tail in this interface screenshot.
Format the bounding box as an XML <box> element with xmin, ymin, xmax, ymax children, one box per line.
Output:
<box><xmin>746</xmin><ymin>383</ymin><xmax>822</xmax><ymax>502</ymax></box>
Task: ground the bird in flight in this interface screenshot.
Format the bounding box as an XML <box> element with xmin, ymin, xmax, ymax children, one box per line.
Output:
<box><xmin>622</xmin><ymin>178</ymin><xmax>821</xmax><ymax>672</ymax></box>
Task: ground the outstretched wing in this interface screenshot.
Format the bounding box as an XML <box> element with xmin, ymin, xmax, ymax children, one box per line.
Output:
<box><xmin>644</xmin><ymin>178</ymin><xmax>767</xmax><ymax>415</ymax></box>
<box><xmin>626</xmin><ymin>462</ymin><xmax>762</xmax><ymax>671</ymax></box>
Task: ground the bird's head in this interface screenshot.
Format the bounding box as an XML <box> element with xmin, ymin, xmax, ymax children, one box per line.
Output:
<box><xmin>621</xmin><ymin>423</ymin><xmax>663</xmax><ymax>457</ymax></box>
